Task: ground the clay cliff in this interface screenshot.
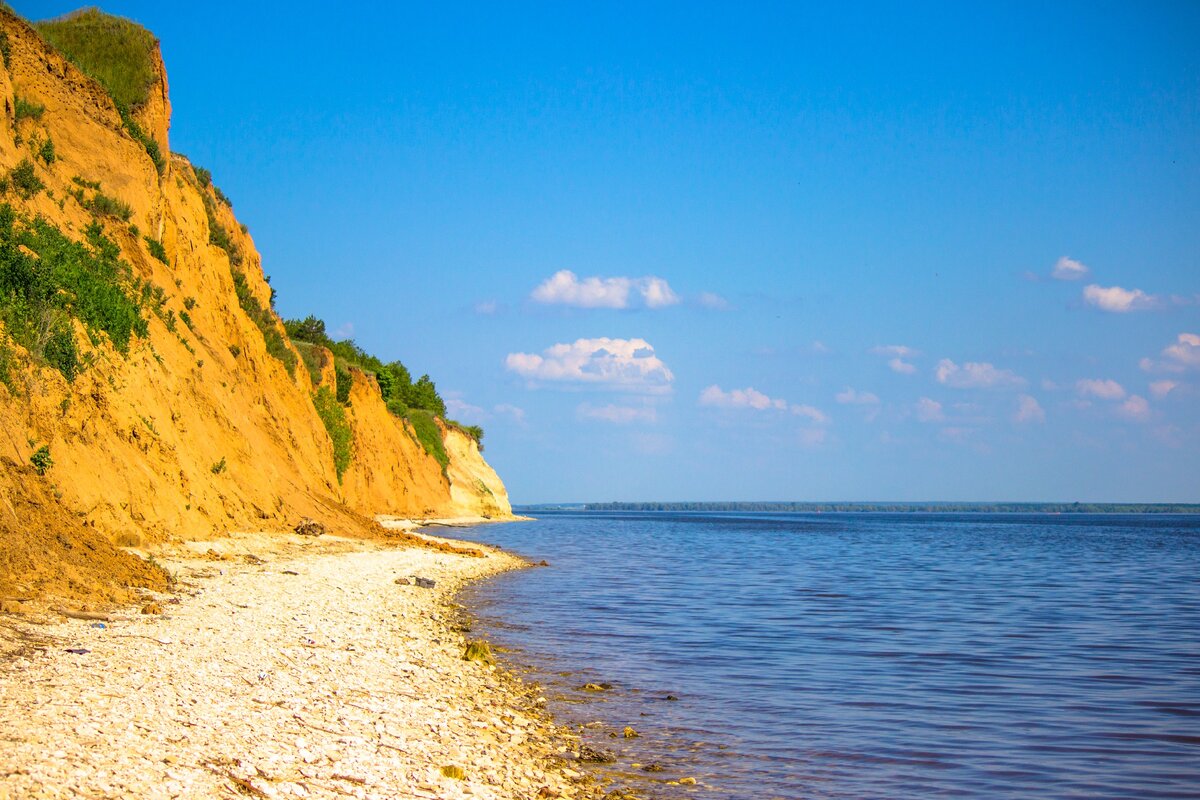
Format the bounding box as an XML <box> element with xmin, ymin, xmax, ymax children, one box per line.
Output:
<box><xmin>0</xmin><ymin>9</ymin><xmax>511</xmax><ymax>604</ymax></box>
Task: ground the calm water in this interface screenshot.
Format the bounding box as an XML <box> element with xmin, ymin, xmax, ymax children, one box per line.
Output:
<box><xmin>452</xmin><ymin>512</ymin><xmax>1200</xmax><ymax>799</ymax></box>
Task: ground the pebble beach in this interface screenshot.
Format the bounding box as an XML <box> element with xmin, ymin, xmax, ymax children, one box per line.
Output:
<box><xmin>0</xmin><ymin>528</ymin><xmax>596</xmax><ymax>800</ymax></box>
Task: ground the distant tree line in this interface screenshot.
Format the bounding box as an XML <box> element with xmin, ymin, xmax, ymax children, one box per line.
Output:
<box><xmin>579</xmin><ymin>502</ymin><xmax>1200</xmax><ymax>514</ymax></box>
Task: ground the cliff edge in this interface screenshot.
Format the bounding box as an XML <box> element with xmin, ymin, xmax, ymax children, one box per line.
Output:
<box><xmin>0</xmin><ymin>8</ymin><xmax>511</xmax><ymax>605</ymax></box>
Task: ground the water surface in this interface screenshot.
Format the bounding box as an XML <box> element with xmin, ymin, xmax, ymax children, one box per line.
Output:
<box><xmin>453</xmin><ymin>512</ymin><xmax>1200</xmax><ymax>799</ymax></box>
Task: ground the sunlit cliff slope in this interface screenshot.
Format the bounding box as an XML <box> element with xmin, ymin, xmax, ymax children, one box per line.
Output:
<box><xmin>0</xmin><ymin>8</ymin><xmax>510</xmax><ymax>603</ymax></box>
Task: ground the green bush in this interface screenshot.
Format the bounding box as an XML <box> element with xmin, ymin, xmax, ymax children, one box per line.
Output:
<box><xmin>38</xmin><ymin>138</ymin><xmax>56</xmax><ymax>165</ymax></box>
<box><xmin>29</xmin><ymin>445</ymin><xmax>53</xmax><ymax>475</ymax></box>
<box><xmin>0</xmin><ymin>336</ymin><xmax>13</xmax><ymax>391</ymax></box>
<box><xmin>292</xmin><ymin>339</ymin><xmax>325</xmax><ymax>386</ymax></box>
<box><xmin>202</xmin><ymin>192</ymin><xmax>240</xmax><ymax>265</ymax></box>
<box><xmin>8</xmin><ymin>160</ymin><xmax>44</xmax><ymax>199</ymax></box>
<box><xmin>193</xmin><ymin>166</ymin><xmax>212</xmax><ymax>187</ymax></box>
<box><xmin>72</xmin><ymin>176</ymin><xmax>101</xmax><ymax>191</ymax></box>
<box><xmin>13</xmin><ymin>96</ymin><xmax>45</xmax><ymax>122</ymax></box>
<box><xmin>144</xmin><ymin>235</ymin><xmax>168</xmax><ymax>263</ymax></box>
<box><xmin>34</xmin><ymin>10</ymin><xmax>165</xmax><ymax>174</ymax></box>
<box><xmin>335</xmin><ymin>363</ymin><xmax>352</xmax><ymax>404</ymax></box>
<box><xmin>0</xmin><ymin>205</ymin><xmax>149</xmax><ymax>381</ymax></box>
<box><xmin>405</xmin><ymin>408</ymin><xmax>448</xmax><ymax>473</ymax></box>
<box><xmin>81</xmin><ymin>190</ymin><xmax>133</xmax><ymax>221</ymax></box>
<box><xmin>179</xmin><ymin>309</ymin><xmax>192</xmax><ymax>329</ymax></box>
<box><xmin>228</xmin><ymin>343</ymin><xmax>241</xmax><ymax>358</ymax></box>
<box><xmin>210</xmin><ymin>457</ymin><xmax>226</xmax><ymax>475</ymax></box>
<box><xmin>231</xmin><ymin>271</ymin><xmax>295</xmax><ymax>376</ymax></box>
<box><xmin>312</xmin><ymin>386</ymin><xmax>352</xmax><ymax>481</ymax></box>
<box><xmin>0</xmin><ymin>31</ymin><xmax>11</xmax><ymax>70</ymax></box>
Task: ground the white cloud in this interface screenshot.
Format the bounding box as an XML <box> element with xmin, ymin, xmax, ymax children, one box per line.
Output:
<box><xmin>1083</xmin><ymin>284</ymin><xmax>1159</xmax><ymax>313</ymax></box>
<box><xmin>915</xmin><ymin>397</ymin><xmax>944</xmax><ymax>422</ymax></box>
<box><xmin>333</xmin><ymin>322</ymin><xmax>355</xmax><ymax>339</ymax></box>
<box><xmin>1051</xmin><ymin>256</ymin><xmax>1090</xmax><ymax>281</ymax></box>
<box><xmin>935</xmin><ymin>359</ymin><xmax>1026</xmax><ymax>389</ymax></box>
<box><xmin>505</xmin><ymin>337</ymin><xmax>674</xmax><ymax>392</ymax></box>
<box><xmin>836</xmin><ymin>388</ymin><xmax>880</xmax><ymax>405</ymax></box>
<box><xmin>444</xmin><ymin>392</ymin><xmax>486</xmax><ymax>422</ymax></box>
<box><xmin>493</xmin><ymin>404</ymin><xmax>527</xmax><ymax>425</ymax></box>
<box><xmin>697</xmin><ymin>292</ymin><xmax>730</xmax><ymax>310</ymax></box>
<box><xmin>810</xmin><ymin>340</ymin><xmax>831</xmax><ymax>354</ymax></box>
<box><xmin>699</xmin><ymin>385</ymin><xmax>786</xmax><ymax>411</ymax></box>
<box><xmin>473</xmin><ymin>300</ymin><xmax>500</xmax><ymax>315</ymax></box>
<box><xmin>577</xmin><ymin>402</ymin><xmax>658</xmax><ymax>424</ymax></box>
<box><xmin>871</xmin><ymin>344</ymin><xmax>918</xmax><ymax>358</ymax></box>
<box><xmin>1014</xmin><ymin>394</ymin><xmax>1045</xmax><ymax>424</ymax></box>
<box><xmin>1164</xmin><ymin>333</ymin><xmax>1200</xmax><ymax>368</ymax></box>
<box><xmin>1149</xmin><ymin>380</ymin><xmax>1177</xmax><ymax>398</ymax></box>
<box><xmin>870</xmin><ymin>345</ymin><xmax>918</xmax><ymax>374</ymax></box>
<box><xmin>1117</xmin><ymin>395</ymin><xmax>1151</xmax><ymax>422</ymax></box>
<box><xmin>792</xmin><ymin>405</ymin><xmax>830</xmax><ymax>425</ymax></box>
<box><xmin>699</xmin><ymin>385</ymin><xmax>828</xmax><ymax>424</ymax></box>
<box><xmin>1076</xmin><ymin>378</ymin><xmax>1126</xmax><ymax>400</ymax></box>
<box><xmin>530</xmin><ymin>270</ymin><xmax>681</xmax><ymax>309</ymax></box>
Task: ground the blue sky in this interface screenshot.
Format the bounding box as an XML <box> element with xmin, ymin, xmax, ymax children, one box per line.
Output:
<box><xmin>18</xmin><ymin>2</ymin><xmax>1199</xmax><ymax>502</ymax></box>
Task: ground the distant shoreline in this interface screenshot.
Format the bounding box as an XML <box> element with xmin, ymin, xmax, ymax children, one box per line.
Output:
<box><xmin>519</xmin><ymin>502</ymin><xmax>1200</xmax><ymax>514</ymax></box>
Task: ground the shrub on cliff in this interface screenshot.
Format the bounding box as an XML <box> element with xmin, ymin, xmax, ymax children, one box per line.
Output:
<box><xmin>312</xmin><ymin>386</ymin><xmax>352</xmax><ymax>481</ymax></box>
<box><xmin>0</xmin><ymin>206</ymin><xmax>149</xmax><ymax>381</ymax></box>
<box><xmin>34</xmin><ymin>9</ymin><xmax>166</xmax><ymax>174</ymax></box>
<box><xmin>231</xmin><ymin>271</ymin><xmax>296</xmax><ymax>377</ymax></box>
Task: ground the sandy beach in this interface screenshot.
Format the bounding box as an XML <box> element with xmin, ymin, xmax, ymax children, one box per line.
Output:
<box><xmin>0</xmin><ymin>527</ymin><xmax>596</xmax><ymax>800</ymax></box>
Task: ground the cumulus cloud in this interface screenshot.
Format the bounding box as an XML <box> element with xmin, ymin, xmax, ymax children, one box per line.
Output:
<box><xmin>1014</xmin><ymin>394</ymin><xmax>1045</xmax><ymax>424</ymax></box>
<box><xmin>699</xmin><ymin>385</ymin><xmax>786</xmax><ymax>411</ymax></box>
<box><xmin>1051</xmin><ymin>256</ymin><xmax>1090</xmax><ymax>281</ymax></box>
<box><xmin>1083</xmin><ymin>284</ymin><xmax>1159</xmax><ymax>313</ymax></box>
<box><xmin>792</xmin><ymin>405</ymin><xmax>830</xmax><ymax>424</ymax></box>
<box><xmin>493</xmin><ymin>404</ymin><xmax>527</xmax><ymax>425</ymax></box>
<box><xmin>836</xmin><ymin>388</ymin><xmax>880</xmax><ymax>405</ymax></box>
<box><xmin>1076</xmin><ymin>379</ymin><xmax>1126</xmax><ymax>400</ymax></box>
<box><xmin>935</xmin><ymin>359</ymin><xmax>1026</xmax><ymax>389</ymax></box>
<box><xmin>871</xmin><ymin>345</ymin><xmax>918</xmax><ymax>374</ymax></box>
<box><xmin>1117</xmin><ymin>395</ymin><xmax>1151</xmax><ymax>422</ymax></box>
<box><xmin>699</xmin><ymin>385</ymin><xmax>829</xmax><ymax>424</ymax></box>
<box><xmin>1163</xmin><ymin>333</ymin><xmax>1200</xmax><ymax>369</ymax></box>
<box><xmin>444</xmin><ymin>392</ymin><xmax>486</xmax><ymax>422</ymax></box>
<box><xmin>577</xmin><ymin>402</ymin><xmax>658</xmax><ymax>424</ymax></box>
<box><xmin>915</xmin><ymin>397</ymin><xmax>944</xmax><ymax>422</ymax></box>
<box><xmin>697</xmin><ymin>292</ymin><xmax>730</xmax><ymax>310</ymax></box>
<box><xmin>473</xmin><ymin>300</ymin><xmax>500</xmax><ymax>315</ymax></box>
<box><xmin>1149</xmin><ymin>380</ymin><xmax>1177</xmax><ymax>398</ymax></box>
<box><xmin>1140</xmin><ymin>333</ymin><xmax>1200</xmax><ymax>373</ymax></box>
<box><xmin>505</xmin><ymin>338</ymin><xmax>674</xmax><ymax>392</ymax></box>
<box><xmin>531</xmin><ymin>270</ymin><xmax>680</xmax><ymax>309</ymax></box>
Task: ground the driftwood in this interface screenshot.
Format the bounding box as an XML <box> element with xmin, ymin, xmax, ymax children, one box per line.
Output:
<box><xmin>53</xmin><ymin>607</ymin><xmax>113</xmax><ymax>622</ymax></box>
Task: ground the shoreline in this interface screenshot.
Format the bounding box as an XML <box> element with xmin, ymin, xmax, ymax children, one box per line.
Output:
<box><xmin>0</xmin><ymin>526</ymin><xmax>598</xmax><ymax>799</ymax></box>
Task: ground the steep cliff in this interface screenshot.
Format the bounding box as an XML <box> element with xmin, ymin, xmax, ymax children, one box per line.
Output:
<box><xmin>0</xmin><ymin>9</ymin><xmax>511</xmax><ymax>603</ymax></box>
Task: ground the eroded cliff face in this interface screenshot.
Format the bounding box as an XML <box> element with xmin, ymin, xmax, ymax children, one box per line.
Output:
<box><xmin>0</xmin><ymin>10</ymin><xmax>509</xmax><ymax>601</ymax></box>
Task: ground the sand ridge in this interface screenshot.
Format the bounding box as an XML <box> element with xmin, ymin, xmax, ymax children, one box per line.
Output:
<box><xmin>0</xmin><ymin>531</ymin><xmax>594</xmax><ymax>799</ymax></box>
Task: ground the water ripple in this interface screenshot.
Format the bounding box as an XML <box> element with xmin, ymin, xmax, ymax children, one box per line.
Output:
<box><xmin>456</xmin><ymin>512</ymin><xmax>1200</xmax><ymax>799</ymax></box>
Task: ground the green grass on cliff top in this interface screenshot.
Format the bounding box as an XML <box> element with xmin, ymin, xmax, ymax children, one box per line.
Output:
<box><xmin>34</xmin><ymin>8</ymin><xmax>158</xmax><ymax>111</ymax></box>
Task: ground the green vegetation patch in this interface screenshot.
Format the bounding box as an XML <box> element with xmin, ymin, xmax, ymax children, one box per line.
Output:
<box><xmin>404</xmin><ymin>407</ymin><xmax>449</xmax><ymax>472</ymax></box>
<box><xmin>6</xmin><ymin>159</ymin><xmax>44</xmax><ymax>200</ymax></box>
<box><xmin>13</xmin><ymin>95</ymin><xmax>45</xmax><ymax>123</ymax></box>
<box><xmin>34</xmin><ymin>8</ymin><xmax>158</xmax><ymax>110</ymax></box>
<box><xmin>69</xmin><ymin>185</ymin><xmax>133</xmax><ymax>221</ymax></box>
<box><xmin>35</xmin><ymin>9</ymin><xmax>165</xmax><ymax>173</ymax></box>
<box><xmin>231</xmin><ymin>271</ymin><xmax>295</xmax><ymax>376</ymax></box>
<box><xmin>312</xmin><ymin>386</ymin><xmax>352</xmax><ymax>481</ymax></box>
<box><xmin>143</xmin><ymin>235</ymin><xmax>168</xmax><ymax>264</ymax></box>
<box><xmin>0</xmin><ymin>204</ymin><xmax>150</xmax><ymax>381</ymax></box>
<box><xmin>291</xmin><ymin>339</ymin><xmax>326</xmax><ymax>386</ymax></box>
